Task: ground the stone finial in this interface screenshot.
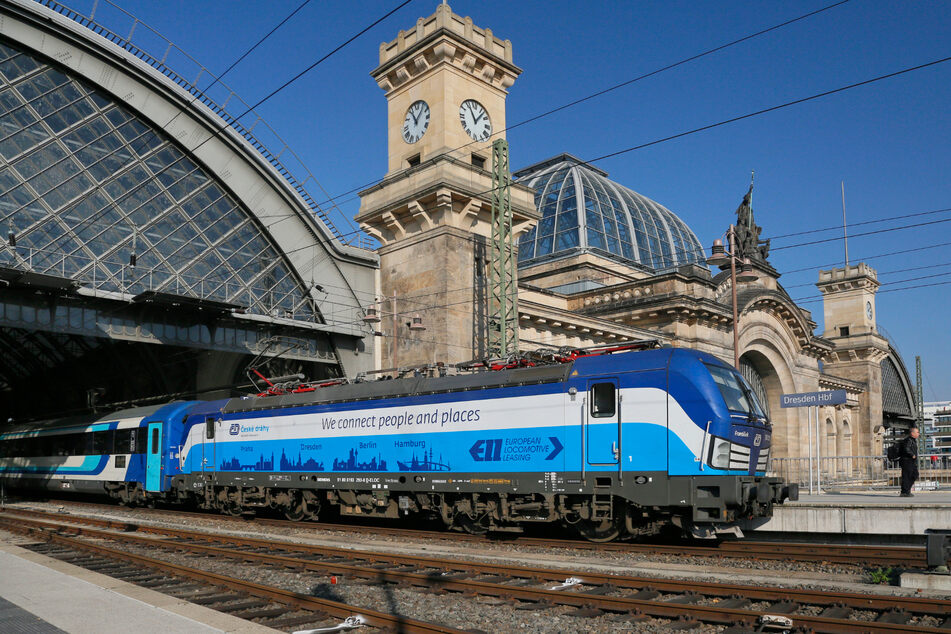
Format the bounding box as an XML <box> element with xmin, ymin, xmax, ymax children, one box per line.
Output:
<box><xmin>435</xmin><ymin>1</ymin><xmax>451</xmax><ymax>27</ymax></box>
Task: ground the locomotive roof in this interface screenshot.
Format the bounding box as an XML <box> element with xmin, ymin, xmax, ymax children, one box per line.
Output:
<box><xmin>223</xmin><ymin>360</ymin><xmax>577</xmax><ymax>414</ymax></box>
<box><xmin>2</xmin><ymin>404</ymin><xmax>165</xmax><ymax>435</ymax></box>
<box><xmin>222</xmin><ymin>347</ymin><xmax>694</xmax><ymax>414</ymax></box>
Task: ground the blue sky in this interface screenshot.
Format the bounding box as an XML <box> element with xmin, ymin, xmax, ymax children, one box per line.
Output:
<box><xmin>68</xmin><ymin>0</ymin><xmax>950</xmax><ymax>399</ymax></box>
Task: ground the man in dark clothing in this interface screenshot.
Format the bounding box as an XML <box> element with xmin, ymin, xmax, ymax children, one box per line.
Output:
<box><xmin>899</xmin><ymin>426</ymin><xmax>920</xmax><ymax>497</ymax></box>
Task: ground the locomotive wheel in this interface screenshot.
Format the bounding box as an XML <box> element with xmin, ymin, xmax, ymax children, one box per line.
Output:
<box><xmin>220</xmin><ymin>503</ymin><xmax>242</xmax><ymax>516</ymax></box>
<box><xmin>285</xmin><ymin>491</ymin><xmax>318</xmax><ymax>521</ymax></box>
<box><xmin>285</xmin><ymin>503</ymin><xmax>307</xmax><ymax>521</ymax></box>
<box><xmin>576</xmin><ymin>517</ymin><xmax>621</xmax><ymax>542</ymax></box>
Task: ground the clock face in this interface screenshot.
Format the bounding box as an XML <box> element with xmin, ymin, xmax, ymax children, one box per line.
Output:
<box><xmin>459</xmin><ymin>99</ymin><xmax>492</xmax><ymax>141</ymax></box>
<box><xmin>866</xmin><ymin>301</ymin><xmax>873</xmax><ymax>319</ymax></box>
<box><xmin>402</xmin><ymin>100</ymin><xmax>429</xmax><ymax>144</ymax></box>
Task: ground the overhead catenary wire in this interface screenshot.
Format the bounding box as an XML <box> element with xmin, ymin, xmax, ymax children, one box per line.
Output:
<box><xmin>783</xmin><ymin>261</ymin><xmax>951</xmax><ymax>289</ymax></box>
<box><xmin>18</xmin><ymin>2</ymin><xmax>937</xmax><ymax>289</ymax></box>
<box><xmin>13</xmin><ymin>0</ymin><xmax>315</xmax><ymax>237</ymax></box>
<box><xmin>277</xmin><ymin>200</ymin><xmax>951</xmax><ymax>311</ymax></box>
<box><xmin>781</xmin><ymin>239</ymin><xmax>951</xmax><ymax>275</ymax></box>
<box><xmin>769</xmin><ymin>206</ymin><xmax>951</xmax><ymax>241</ymax></box>
<box><xmin>793</xmin><ymin>278</ymin><xmax>951</xmax><ymax>305</ymax></box>
<box><xmin>4</xmin><ymin>0</ymin><xmax>421</xmax><ymax>322</ymax></box>
<box><xmin>10</xmin><ymin>3</ymin><xmax>949</xmax><ymax>342</ymax></box>
<box><xmin>308</xmin><ymin>0</ymin><xmax>854</xmax><ymax>210</ymax></box>
<box><xmin>289</xmin><ymin>211</ymin><xmax>951</xmax><ymax>320</ymax></box>
<box><xmin>276</xmin><ymin>51</ymin><xmax>951</xmax><ymax>255</ymax></box>
<box><xmin>27</xmin><ymin>0</ymin><xmax>417</xmax><ymax>250</ymax></box>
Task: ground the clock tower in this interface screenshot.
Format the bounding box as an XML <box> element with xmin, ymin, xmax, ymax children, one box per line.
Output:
<box><xmin>817</xmin><ymin>262</ymin><xmax>889</xmax><ymax>453</ymax></box>
<box><xmin>357</xmin><ymin>2</ymin><xmax>538</xmax><ymax>369</ymax></box>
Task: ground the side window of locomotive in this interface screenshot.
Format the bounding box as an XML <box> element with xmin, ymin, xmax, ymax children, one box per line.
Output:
<box><xmin>590</xmin><ymin>383</ymin><xmax>616</xmax><ymax>418</ymax></box>
<box><xmin>205</xmin><ymin>417</ymin><xmax>215</xmax><ymax>439</ymax></box>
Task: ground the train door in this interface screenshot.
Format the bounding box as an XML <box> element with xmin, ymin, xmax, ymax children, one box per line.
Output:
<box><xmin>585</xmin><ymin>379</ymin><xmax>620</xmax><ymax>466</ymax></box>
<box><xmin>201</xmin><ymin>416</ymin><xmax>216</xmax><ymax>474</ymax></box>
<box><xmin>145</xmin><ymin>421</ymin><xmax>163</xmax><ymax>492</ymax></box>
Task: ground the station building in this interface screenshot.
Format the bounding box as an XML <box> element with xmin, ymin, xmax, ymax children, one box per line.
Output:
<box><xmin>0</xmin><ymin>0</ymin><xmax>378</xmax><ymax>420</ymax></box>
<box><xmin>357</xmin><ymin>3</ymin><xmax>918</xmax><ymax>461</ymax></box>
<box><xmin>0</xmin><ymin>0</ymin><xmax>918</xmax><ymax>463</ymax></box>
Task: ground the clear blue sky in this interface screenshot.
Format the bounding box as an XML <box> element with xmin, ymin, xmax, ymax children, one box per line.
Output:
<box><xmin>69</xmin><ymin>0</ymin><xmax>950</xmax><ymax>399</ymax></box>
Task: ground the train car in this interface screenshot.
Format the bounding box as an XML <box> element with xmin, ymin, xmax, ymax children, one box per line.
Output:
<box><xmin>165</xmin><ymin>345</ymin><xmax>796</xmax><ymax>540</ymax></box>
<box><xmin>0</xmin><ymin>402</ymin><xmax>195</xmax><ymax>505</ymax></box>
<box><xmin>1</xmin><ymin>345</ymin><xmax>797</xmax><ymax>541</ymax></box>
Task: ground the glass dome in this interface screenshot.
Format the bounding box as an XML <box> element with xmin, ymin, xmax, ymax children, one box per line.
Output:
<box><xmin>515</xmin><ymin>154</ymin><xmax>704</xmax><ymax>272</ymax></box>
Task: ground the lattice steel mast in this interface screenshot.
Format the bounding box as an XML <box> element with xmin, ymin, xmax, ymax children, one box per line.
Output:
<box><xmin>488</xmin><ymin>138</ymin><xmax>518</xmax><ymax>357</ymax></box>
<box><xmin>916</xmin><ymin>355</ymin><xmax>925</xmax><ymax>459</ymax></box>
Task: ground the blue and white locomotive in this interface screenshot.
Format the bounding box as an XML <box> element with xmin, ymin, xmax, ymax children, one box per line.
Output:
<box><xmin>0</xmin><ymin>345</ymin><xmax>796</xmax><ymax>541</ymax></box>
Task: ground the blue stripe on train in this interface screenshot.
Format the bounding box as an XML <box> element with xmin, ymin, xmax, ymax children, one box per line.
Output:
<box><xmin>0</xmin><ymin>454</ymin><xmax>110</xmax><ymax>475</ymax></box>
<box><xmin>186</xmin><ymin>422</ymin><xmax>763</xmax><ymax>477</ymax></box>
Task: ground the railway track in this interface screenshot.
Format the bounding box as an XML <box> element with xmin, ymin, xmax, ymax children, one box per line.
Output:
<box><xmin>2</xmin><ymin>508</ymin><xmax>948</xmax><ymax>633</ymax></box>
<box><xmin>0</xmin><ymin>513</ymin><xmax>460</xmax><ymax>633</ymax></box>
<box><xmin>22</xmin><ymin>498</ymin><xmax>934</xmax><ymax>568</ymax></box>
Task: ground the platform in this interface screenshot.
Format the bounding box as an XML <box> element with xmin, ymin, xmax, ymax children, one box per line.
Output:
<box><xmin>742</xmin><ymin>489</ymin><xmax>951</xmax><ymax>536</ymax></box>
<box><xmin>0</xmin><ymin>538</ymin><xmax>277</xmax><ymax>634</ymax></box>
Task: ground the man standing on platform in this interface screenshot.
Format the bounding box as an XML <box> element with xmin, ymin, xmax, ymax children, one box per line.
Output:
<box><xmin>899</xmin><ymin>426</ymin><xmax>920</xmax><ymax>497</ymax></box>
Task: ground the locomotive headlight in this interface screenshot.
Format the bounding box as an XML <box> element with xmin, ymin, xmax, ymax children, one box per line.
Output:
<box><xmin>710</xmin><ymin>438</ymin><xmax>731</xmax><ymax>469</ymax></box>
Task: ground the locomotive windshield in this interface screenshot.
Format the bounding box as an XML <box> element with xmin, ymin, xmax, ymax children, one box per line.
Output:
<box><xmin>706</xmin><ymin>364</ymin><xmax>767</xmax><ymax>421</ymax></box>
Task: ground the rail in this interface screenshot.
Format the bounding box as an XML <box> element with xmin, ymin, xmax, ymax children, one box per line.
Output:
<box><xmin>28</xmin><ymin>0</ymin><xmax>373</xmax><ymax>249</ymax></box>
<box><xmin>771</xmin><ymin>454</ymin><xmax>951</xmax><ymax>490</ymax></box>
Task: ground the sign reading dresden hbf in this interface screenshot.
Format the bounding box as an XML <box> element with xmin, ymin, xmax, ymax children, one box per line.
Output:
<box><xmin>780</xmin><ymin>389</ymin><xmax>847</xmax><ymax>408</ymax></box>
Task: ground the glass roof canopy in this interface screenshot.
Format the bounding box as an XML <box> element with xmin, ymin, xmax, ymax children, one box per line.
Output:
<box><xmin>515</xmin><ymin>154</ymin><xmax>704</xmax><ymax>273</ymax></box>
<box><xmin>0</xmin><ymin>39</ymin><xmax>316</xmax><ymax>321</ymax></box>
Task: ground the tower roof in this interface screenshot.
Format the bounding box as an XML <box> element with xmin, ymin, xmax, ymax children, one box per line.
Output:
<box><xmin>514</xmin><ymin>154</ymin><xmax>704</xmax><ymax>272</ymax></box>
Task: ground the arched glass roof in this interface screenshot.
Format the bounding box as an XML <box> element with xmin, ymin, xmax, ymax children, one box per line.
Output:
<box><xmin>514</xmin><ymin>154</ymin><xmax>704</xmax><ymax>272</ymax></box>
<box><xmin>0</xmin><ymin>39</ymin><xmax>316</xmax><ymax>320</ymax></box>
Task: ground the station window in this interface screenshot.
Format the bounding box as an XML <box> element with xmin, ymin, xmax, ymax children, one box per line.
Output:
<box><xmin>839</xmin><ymin>326</ymin><xmax>850</xmax><ymax>337</ymax></box>
<box><xmin>471</xmin><ymin>154</ymin><xmax>486</xmax><ymax>169</ymax></box>
<box><xmin>407</xmin><ymin>154</ymin><xmax>420</xmax><ymax>168</ymax></box>
<box><xmin>590</xmin><ymin>383</ymin><xmax>616</xmax><ymax>418</ymax></box>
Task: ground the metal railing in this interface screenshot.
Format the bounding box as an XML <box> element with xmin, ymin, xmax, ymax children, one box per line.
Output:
<box><xmin>772</xmin><ymin>455</ymin><xmax>951</xmax><ymax>491</ymax></box>
<box><xmin>30</xmin><ymin>0</ymin><xmax>374</xmax><ymax>250</ymax></box>
<box><xmin>0</xmin><ymin>243</ymin><xmax>366</xmax><ymax>330</ymax></box>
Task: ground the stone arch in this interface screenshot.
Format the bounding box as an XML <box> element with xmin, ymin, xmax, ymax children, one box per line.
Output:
<box><xmin>824</xmin><ymin>417</ymin><xmax>837</xmax><ymax>458</ymax></box>
<box><xmin>737</xmin><ymin>307</ymin><xmax>811</xmax><ymax>460</ymax></box>
<box><xmin>738</xmin><ymin>345</ymin><xmax>796</xmax><ymax>461</ymax></box>
<box><xmin>838</xmin><ymin>418</ymin><xmax>853</xmax><ymax>456</ymax></box>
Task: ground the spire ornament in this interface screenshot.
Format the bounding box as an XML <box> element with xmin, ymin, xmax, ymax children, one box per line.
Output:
<box><xmin>733</xmin><ymin>171</ymin><xmax>770</xmax><ymax>263</ymax></box>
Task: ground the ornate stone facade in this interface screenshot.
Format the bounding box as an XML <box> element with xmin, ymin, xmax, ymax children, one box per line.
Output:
<box><xmin>360</xmin><ymin>4</ymin><xmax>917</xmax><ymax>460</ymax></box>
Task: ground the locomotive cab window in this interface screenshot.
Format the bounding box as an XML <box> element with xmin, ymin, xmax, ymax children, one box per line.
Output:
<box><xmin>589</xmin><ymin>382</ymin><xmax>616</xmax><ymax>418</ymax></box>
<box><xmin>205</xmin><ymin>417</ymin><xmax>215</xmax><ymax>439</ymax></box>
<box><xmin>706</xmin><ymin>364</ymin><xmax>764</xmax><ymax>418</ymax></box>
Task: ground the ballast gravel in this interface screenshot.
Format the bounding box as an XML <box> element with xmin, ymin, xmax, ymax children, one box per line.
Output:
<box><xmin>2</xmin><ymin>500</ymin><xmax>944</xmax><ymax>633</ymax></box>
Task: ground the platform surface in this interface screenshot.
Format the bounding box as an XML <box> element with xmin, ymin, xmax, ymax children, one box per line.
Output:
<box><xmin>0</xmin><ymin>541</ymin><xmax>278</xmax><ymax>634</ymax></box>
<box><xmin>743</xmin><ymin>489</ymin><xmax>951</xmax><ymax>535</ymax></box>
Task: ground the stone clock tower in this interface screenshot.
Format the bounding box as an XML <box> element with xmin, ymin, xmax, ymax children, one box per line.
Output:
<box><xmin>357</xmin><ymin>2</ymin><xmax>538</xmax><ymax>369</ymax></box>
<box><xmin>817</xmin><ymin>263</ymin><xmax>889</xmax><ymax>453</ymax></box>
